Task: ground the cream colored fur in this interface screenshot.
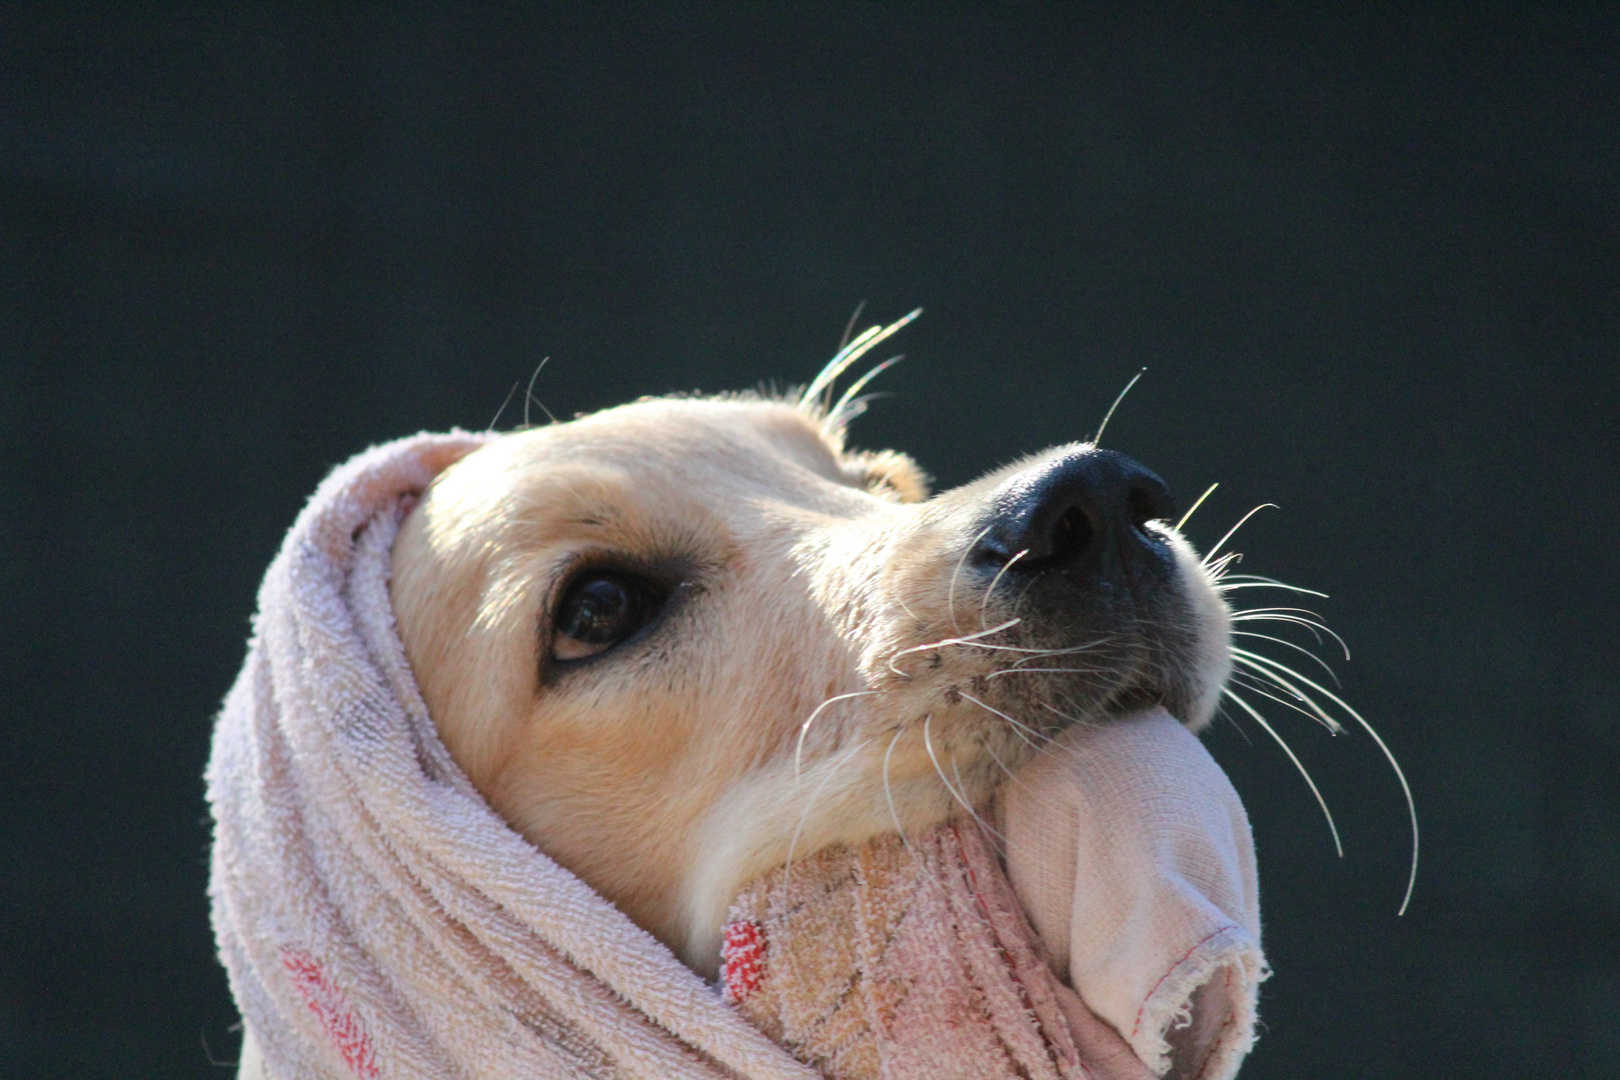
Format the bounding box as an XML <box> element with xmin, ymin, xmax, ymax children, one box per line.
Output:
<box><xmin>388</xmin><ymin>395</ymin><xmax>1230</xmax><ymax>976</ymax></box>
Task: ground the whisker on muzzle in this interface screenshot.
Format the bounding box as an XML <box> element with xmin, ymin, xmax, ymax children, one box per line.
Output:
<box><xmin>978</xmin><ymin>548</ymin><xmax>1028</xmax><ymax>629</ymax></box>
<box><xmin>1230</xmin><ymin>608</ymin><xmax>1351</xmax><ymax>661</ymax></box>
<box><xmin>922</xmin><ymin>714</ymin><xmax>1005</xmax><ymax>844</ymax></box>
<box><xmin>882</xmin><ymin>727</ymin><xmax>913</xmax><ymax>851</ymax></box>
<box><xmin>885</xmin><ymin>618</ymin><xmax>1023</xmax><ymax>676</ymax></box>
<box><xmin>1008</xmin><ymin>637</ymin><xmax>1122</xmax><ymax>668</ymax></box>
<box><xmin>1228</xmin><ymin>645</ymin><xmax>1419</xmax><ymax>916</ymax></box>
<box><xmin>985</xmin><ymin>665</ymin><xmax>1120</xmax><ymax>680</ymax></box>
<box><xmin>1221</xmin><ymin>686</ymin><xmax>1345</xmax><ymax>858</ymax></box>
<box><xmin>794</xmin><ymin>690</ymin><xmax>880</xmax><ymax>781</ymax></box>
<box><xmin>1213</xmin><ymin>573</ymin><xmax>1329</xmax><ymax>599</ymax></box>
<box><xmin>948</xmin><ymin>523</ymin><xmax>998</xmax><ymax>636</ymax></box>
<box><xmin>959</xmin><ymin>691</ymin><xmax>1059</xmax><ymax>755</ymax></box>
<box><xmin>974</xmin><ymin>725</ymin><xmax>1046</xmax><ymax>796</ymax></box>
<box><xmin>1201</xmin><ymin>503</ymin><xmax>1279</xmax><ymax>567</ymax></box>
<box><xmin>1231</xmin><ymin>629</ymin><xmax>1343</xmax><ymax>686</ymax></box>
<box><xmin>885</xmin><ymin>623</ymin><xmax>1121</xmax><ymax>679</ymax></box>
<box><xmin>784</xmin><ymin>736</ymin><xmax>874</xmax><ymax>887</ymax></box>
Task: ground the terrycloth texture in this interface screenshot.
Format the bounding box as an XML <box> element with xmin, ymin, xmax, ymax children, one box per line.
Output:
<box><xmin>207</xmin><ymin>432</ymin><xmax>819</xmax><ymax>1080</ymax></box>
<box><xmin>724</xmin><ymin>822</ymin><xmax>1144</xmax><ymax>1080</ymax></box>
<box><xmin>722</xmin><ymin>711</ymin><xmax>1264</xmax><ymax>1080</ymax></box>
<box><xmin>1002</xmin><ymin>711</ymin><xmax>1267</xmax><ymax>1080</ymax></box>
<box><xmin>209</xmin><ymin>430</ymin><xmax>1262</xmax><ymax>1080</ymax></box>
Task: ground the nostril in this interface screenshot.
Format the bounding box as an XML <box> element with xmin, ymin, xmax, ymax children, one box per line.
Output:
<box><xmin>1128</xmin><ymin>483</ymin><xmax>1177</xmax><ymax>531</ymax></box>
<box><xmin>975</xmin><ymin>448</ymin><xmax>1177</xmax><ymax>576</ymax></box>
<box><xmin>1046</xmin><ymin>505</ymin><xmax>1096</xmax><ymax>563</ymax></box>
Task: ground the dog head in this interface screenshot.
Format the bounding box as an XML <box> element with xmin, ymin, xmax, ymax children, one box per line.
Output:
<box><xmin>390</xmin><ymin>379</ymin><xmax>1230</xmax><ymax>974</ymax></box>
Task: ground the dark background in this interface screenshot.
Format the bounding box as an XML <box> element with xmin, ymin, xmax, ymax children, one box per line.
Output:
<box><xmin>3</xmin><ymin>3</ymin><xmax>1616</xmax><ymax>1077</ymax></box>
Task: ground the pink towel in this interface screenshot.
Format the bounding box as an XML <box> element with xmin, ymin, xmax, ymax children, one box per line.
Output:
<box><xmin>209</xmin><ymin>433</ymin><xmax>817</xmax><ymax>1080</ymax></box>
<box><xmin>722</xmin><ymin>712</ymin><xmax>1264</xmax><ymax>1080</ymax></box>
<box><xmin>1003</xmin><ymin>712</ymin><xmax>1267</xmax><ymax>1080</ymax></box>
<box><xmin>209</xmin><ymin>431</ymin><xmax>1263</xmax><ymax>1080</ymax></box>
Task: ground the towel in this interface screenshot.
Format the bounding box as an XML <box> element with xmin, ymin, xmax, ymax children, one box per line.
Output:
<box><xmin>208</xmin><ymin>431</ymin><xmax>1264</xmax><ymax>1080</ymax></box>
<box><xmin>722</xmin><ymin>713</ymin><xmax>1265</xmax><ymax>1080</ymax></box>
<box><xmin>208</xmin><ymin>432</ymin><xmax>818</xmax><ymax>1080</ymax></box>
<box><xmin>1001</xmin><ymin>712</ymin><xmax>1267</xmax><ymax>1079</ymax></box>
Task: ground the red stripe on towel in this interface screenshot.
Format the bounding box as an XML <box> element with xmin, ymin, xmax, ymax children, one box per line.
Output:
<box><xmin>282</xmin><ymin>947</ymin><xmax>380</xmax><ymax>1078</ymax></box>
<box><xmin>1130</xmin><ymin>925</ymin><xmax>1236</xmax><ymax>1039</ymax></box>
<box><xmin>722</xmin><ymin>920</ymin><xmax>768</xmax><ymax>1004</ymax></box>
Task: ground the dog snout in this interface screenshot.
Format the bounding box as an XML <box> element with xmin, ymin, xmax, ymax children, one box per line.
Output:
<box><xmin>973</xmin><ymin>447</ymin><xmax>1177</xmax><ymax>586</ymax></box>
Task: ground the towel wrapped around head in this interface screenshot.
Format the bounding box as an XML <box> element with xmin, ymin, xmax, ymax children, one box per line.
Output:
<box><xmin>208</xmin><ymin>432</ymin><xmax>1265</xmax><ymax>1080</ymax></box>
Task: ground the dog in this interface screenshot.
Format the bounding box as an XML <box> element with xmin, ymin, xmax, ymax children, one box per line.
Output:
<box><xmin>387</xmin><ymin>338</ymin><xmax>1232</xmax><ymax>979</ymax></box>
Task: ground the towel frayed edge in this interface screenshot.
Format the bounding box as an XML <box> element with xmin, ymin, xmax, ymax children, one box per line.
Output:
<box><xmin>1126</xmin><ymin>926</ymin><xmax>1269</xmax><ymax>1080</ymax></box>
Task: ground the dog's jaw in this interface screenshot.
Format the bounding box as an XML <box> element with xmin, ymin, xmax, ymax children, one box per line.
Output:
<box><xmin>390</xmin><ymin>395</ymin><xmax>1233</xmax><ymax>978</ymax></box>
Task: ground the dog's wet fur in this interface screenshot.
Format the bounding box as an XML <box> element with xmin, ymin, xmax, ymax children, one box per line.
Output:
<box><xmin>390</xmin><ymin>379</ymin><xmax>1231</xmax><ymax>977</ymax></box>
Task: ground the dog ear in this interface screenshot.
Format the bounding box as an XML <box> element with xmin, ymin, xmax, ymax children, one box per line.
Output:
<box><xmin>842</xmin><ymin>449</ymin><xmax>931</xmax><ymax>503</ymax></box>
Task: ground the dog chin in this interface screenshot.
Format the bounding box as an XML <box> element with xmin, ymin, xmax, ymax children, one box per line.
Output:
<box><xmin>675</xmin><ymin>748</ymin><xmax>953</xmax><ymax>977</ymax></box>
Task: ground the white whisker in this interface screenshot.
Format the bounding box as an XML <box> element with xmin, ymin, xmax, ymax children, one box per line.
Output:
<box><xmin>801</xmin><ymin>309</ymin><xmax>922</xmax><ymax>412</ymax></box>
<box><xmin>952</xmin><ymin>753</ymin><xmax>1006</xmax><ymax>849</ymax></box>
<box><xmin>1202</xmin><ymin>504</ymin><xmax>1278</xmax><ymax>567</ymax></box>
<box><xmin>1214</xmin><ymin>574</ymin><xmax>1329</xmax><ymax>598</ymax></box>
<box><xmin>1237</xmin><ymin>647</ymin><xmax>1419</xmax><ymax>919</ymax></box>
<box><xmin>1093</xmin><ymin>367</ymin><xmax>1145</xmax><ymax>446</ymax></box>
<box><xmin>923</xmin><ymin>714</ymin><xmax>1002</xmax><ymax>841</ymax></box>
<box><xmin>794</xmin><ymin>691</ymin><xmax>879</xmax><ymax>780</ymax></box>
<box><xmin>911</xmin><ymin>635</ymin><xmax>1075</xmax><ymax>658</ymax></box>
<box><xmin>829</xmin><ymin>355</ymin><xmax>905</xmax><ymax>429</ymax></box>
<box><xmin>1230</xmin><ymin>651</ymin><xmax>1343</xmax><ymax>733</ymax></box>
<box><xmin>1231</xmin><ymin>629</ymin><xmax>1342</xmax><ymax>685</ymax></box>
<box><xmin>1230</xmin><ymin>604</ymin><xmax>1334</xmax><ymax>619</ymax></box>
<box><xmin>1219</xmin><ymin>705</ymin><xmax>1255</xmax><ymax>746</ymax></box>
<box><xmin>893</xmin><ymin>591</ymin><xmax>925</xmax><ymax>627</ymax></box>
<box><xmin>960</xmin><ymin>691</ymin><xmax>1055</xmax><ymax>753</ymax></box>
<box><xmin>979</xmin><ymin>549</ymin><xmax>1027</xmax><ymax>629</ymax></box>
<box><xmin>522</xmin><ymin>357</ymin><xmax>558</xmax><ymax>427</ymax></box>
<box><xmin>1231</xmin><ymin>612</ymin><xmax>1328</xmax><ymax>647</ymax></box>
<box><xmin>882</xmin><ymin>726</ymin><xmax>913</xmax><ymax>851</ymax></box>
<box><xmin>1229</xmin><ymin>671</ymin><xmax>1335</xmax><ymax>727</ymax></box>
<box><xmin>977</xmin><ymin>732</ymin><xmax>1042</xmax><ymax>795</ymax></box>
<box><xmin>784</xmin><ymin>737</ymin><xmax>871</xmax><ymax>885</ymax></box>
<box><xmin>1010</xmin><ymin>637</ymin><xmax>1118</xmax><ymax>667</ymax></box>
<box><xmin>948</xmin><ymin>524</ymin><xmax>997</xmax><ymax>635</ymax></box>
<box><xmin>1223</xmin><ymin>688</ymin><xmax>1344</xmax><ymax>857</ymax></box>
<box><xmin>829</xmin><ymin>390</ymin><xmax>895</xmax><ymax>427</ymax></box>
<box><xmin>1231</xmin><ymin>608</ymin><xmax>1350</xmax><ymax>658</ymax></box>
<box><xmin>886</xmin><ymin>618</ymin><xmax>1023</xmax><ymax>676</ymax></box>
<box><xmin>803</xmin><ymin>325</ymin><xmax>882</xmax><ymax>405</ymax></box>
<box><xmin>837</xmin><ymin>300</ymin><xmax>867</xmax><ymax>351</ymax></box>
<box><xmin>1175</xmin><ymin>481</ymin><xmax>1220</xmax><ymax>531</ymax></box>
<box><xmin>1040</xmin><ymin>701</ymin><xmax>1087</xmax><ymax>726</ymax></box>
<box><xmin>986</xmin><ymin>665</ymin><xmax>1115</xmax><ymax>679</ymax></box>
<box><xmin>486</xmin><ymin>380</ymin><xmax>521</xmax><ymax>432</ymax></box>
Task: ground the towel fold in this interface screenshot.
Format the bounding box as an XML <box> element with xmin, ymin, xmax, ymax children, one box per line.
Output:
<box><xmin>209</xmin><ymin>433</ymin><xmax>817</xmax><ymax>1080</ymax></box>
<box><xmin>1002</xmin><ymin>712</ymin><xmax>1268</xmax><ymax>1080</ymax></box>
<box><xmin>723</xmin><ymin>712</ymin><xmax>1264</xmax><ymax>1080</ymax></box>
<box><xmin>209</xmin><ymin>432</ymin><xmax>1263</xmax><ymax>1080</ymax></box>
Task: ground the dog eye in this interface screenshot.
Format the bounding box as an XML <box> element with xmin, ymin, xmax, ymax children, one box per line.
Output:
<box><xmin>551</xmin><ymin>571</ymin><xmax>666</xmax><ymax>662</ymax></box>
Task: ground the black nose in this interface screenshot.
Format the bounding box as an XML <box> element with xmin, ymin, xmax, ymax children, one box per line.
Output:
<box><xmin>974</xmin><ymin>448</ymin><xmax>1177</xmax><ymax>577</ymax></box>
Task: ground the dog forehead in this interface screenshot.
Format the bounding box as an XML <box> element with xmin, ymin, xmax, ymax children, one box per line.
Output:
<box><xmin>420</xmin><ymin>395</ymin><xmax>875</xmax><ymax>547</ymax></box>
<box><xmin>561</xmin><ymin>395</ymin><xmax>847</xmax><ymax>474</ymax></box>
<box><xmin>499</xmin><ymin>396</ymin><xmax>861</xmax><ymax>500</ymax></box>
